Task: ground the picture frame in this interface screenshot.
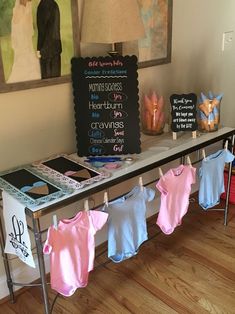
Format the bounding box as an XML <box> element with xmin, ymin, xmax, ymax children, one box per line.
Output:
<box><xmin>0</xmin><ymin>0</ymin><xmax>80</xmax><ymax>93</ymax></box>
<box><xmin>32</xmin><ymin>154</ymin><xmax>110</xmax><ymax>190</ymax></box>
<box><xmin>117</xmin><ymin>0</ymin><xmax>173</xmax><ymax>69</ymax></box>
<box><xmin>0</xmin><ymin>166</ymin><xmax>72</xmax><ymax>209</ymax></box>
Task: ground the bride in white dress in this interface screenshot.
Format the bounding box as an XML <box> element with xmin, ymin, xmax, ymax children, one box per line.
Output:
<box><xmin>7</xmin><ymin>0</ymin><xmax>41</xmax><ymax>83</ymax></box>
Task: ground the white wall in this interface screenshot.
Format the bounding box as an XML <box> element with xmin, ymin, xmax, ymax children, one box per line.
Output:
<box><xmin>139</xmin><ymin>0</ymin><xmax>235</xmax><ymax>129</ymax></box>
<box><xmin>171</xmin><ymin>0</ymin><xmax>235</xmax><ymax>129</ymax></box>
<box><xmin>0</xmin><ymin>84</ymin><xmax>77</xmax><ymax>171</ymax></box>
<box><xmin>0</xmin><ymin>0</ymin><xmax>235</xmax><ymax>300</ymax></box>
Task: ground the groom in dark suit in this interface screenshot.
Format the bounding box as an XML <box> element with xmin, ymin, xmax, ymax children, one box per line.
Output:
<box><xmin>37</xmin><ymin>0</ymin><xmax>62</xmax><ymax>79</ymax></box>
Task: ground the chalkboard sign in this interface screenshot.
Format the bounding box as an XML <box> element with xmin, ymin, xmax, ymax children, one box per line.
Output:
<box><xmin>170</xmin><ymin>93</ymin><xmax>197</xmax><ymax>132</ymax></box>
<box><xmin>71</xmin><ymin>56</ymin><xmax>141</xmax><ymax>156</ymax></box>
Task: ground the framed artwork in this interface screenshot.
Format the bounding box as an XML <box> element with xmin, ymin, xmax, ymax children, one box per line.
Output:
<box><xmin>0</xmin><ymin>0</ymin><xmax>80</xmax><ymax>93</ymax></box>
<box><xmin>0</xmin><ymin>166</ymin><xmax>71</xmax><ymax>208</ymax></box>
<box><xmin>32</xmin><ymin>154</ymin><xmax>109</xmax><ymax>190</ymax></box>
<box><xmin>117</xmin><ymin>0</ymin><xmax>173</xmax><ymax>69</ymax></box>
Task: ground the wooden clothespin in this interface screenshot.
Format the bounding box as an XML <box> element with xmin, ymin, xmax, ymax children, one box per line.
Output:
<box><xmin>139</xmin><ymin>176</ymin><xmax>144</xmax><ymax>192</ymax></box>
<box><xmin>192</xmin><ymin>131</ymin><xmax>197</xmax><ymax>139</ymax></box>
<box><xmin>172</xmin><ymin>132</ymin><xmax>177</xmax><ymax>140</ymax></box>
<box><xmin>202</xmin><ymin>149</ymin><xmax>206</xmax><ymax>160</ymax></box>
<box><xmin>53</xmin><ymin>214</ymin><xmax>58</xmax><ymax>230</ymax></box>
<box><xmin>187</xmin><ymin>156</ymin><xmax>192</xmax><ymax>168</ymax></box>
<box><xmin>84</xmin><ymin>199</ymin><xmax>89</xmax><ymax>212</ymax></box>
<box><xmin>224</xmin><ymin>140</ymin><xmax>228</xmax><ymax>150</ymax></box>
<box><xmin>104</xmin><ymin>191</ymin><xmax>109</xmax><ymax>206</ymax></box>
<box><xmin>159</xmin><ymin>167</ymin><xmax>165</xmax><ymax>181</ymax></box>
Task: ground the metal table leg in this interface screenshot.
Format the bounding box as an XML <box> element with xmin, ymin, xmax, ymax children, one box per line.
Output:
<box><xmin>224</xmin><ymin>134</ymin><xmax>235</xmax><ymax>225</ymax></box>
<box><xmin>32</xmin><ymin>217</ymin><xmax>50</xmax><ymax>314</ymax></box>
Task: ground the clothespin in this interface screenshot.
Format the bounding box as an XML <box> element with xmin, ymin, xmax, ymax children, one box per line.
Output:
<box><xmin>139</xmin><ymin>176</ymin><xmax>144</xmax><ymax>192</ymax></box>
<box><xmin>53</xmin><ymin>214</ymin><xmax>58</xmax><ymax>230</ymax></box>
<box><xmin>224</xmin><ymin>140</ymin><xmax>228</xmax><ymax>150</ymax></box>
<box><xmin>84</xmin><ymin>199</ymin><xmax>89</xmax><ymax>212</ymax></box>
<box><xmin>104</xmin><ymin>191</ymin><xmax>109</xmax><ymax>206</ymax></box>
<box><xmin>159</xmin><ymin>167</ymin><xmax>165</xmax><ymax>181</ymax></box>
<box><xmin>187</xmin><ymin>156</ymin><xmax>192</xmax><ymax>168</ymax></box>
<box><xmin>192</xmin><ymin>131</ymin><xmax>197</xmax><ymax>139</ymax></box>
<box><xmin>202</xmin><ymin>149</ymin><xmax>206</xmax><ymax>160</ymax></box>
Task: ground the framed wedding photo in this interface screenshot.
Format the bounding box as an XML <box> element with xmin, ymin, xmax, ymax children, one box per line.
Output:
<box><xmin>0</xmin><ymin>0</ymin><xmax>80</xmax><ymax>93</ymax></box>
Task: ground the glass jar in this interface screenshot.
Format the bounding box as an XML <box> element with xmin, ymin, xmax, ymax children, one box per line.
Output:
<box><xmin>141</xmin><ymin>95</ymin><xmax>165</xmax><ymax>135</ymax></box>
<box><xmin>141</xmin><ymin>108</ymin><xmax>165</xmax><ymax>135</ymax></box>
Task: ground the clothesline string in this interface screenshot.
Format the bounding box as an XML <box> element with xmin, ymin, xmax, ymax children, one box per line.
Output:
<box><xmin>1</xmin><ymin>146</ymin><xmax>230</xmax><ymax>262</ymax></box>
<box><xmin>0</xmin><ymin>156</ymin><xmax>203</xmax><ymax>241</ymax></box>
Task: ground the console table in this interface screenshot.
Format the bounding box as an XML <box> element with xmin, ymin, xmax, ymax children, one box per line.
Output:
<box><xmin>1</xmin><ymin>127</ymin><xmax>235</xmax><ymax>314</ymax></box>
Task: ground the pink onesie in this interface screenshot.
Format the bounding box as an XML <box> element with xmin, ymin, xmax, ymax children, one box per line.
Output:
<box><xmin>43</xmin><ymin>210</ymin><xmax>108</xmax><ymax>296</ymax></box>
<box><xmin>156</xmin><ymin>165</ymin><xmax>196</xmax><ymax>234</ymax></box>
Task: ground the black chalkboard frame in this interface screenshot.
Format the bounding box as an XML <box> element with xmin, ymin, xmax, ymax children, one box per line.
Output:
<box><xmin>71</xmin><ymin>55</ymin><xmax>141</xmax><ymax>157</ymax></box>
<box><xmin>170</xmin><ymin>93</ymin><xmax>198</xmax><ymax>133</ymax></box>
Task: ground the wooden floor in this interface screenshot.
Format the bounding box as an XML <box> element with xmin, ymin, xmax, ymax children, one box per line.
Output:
<box><xmin>1</xmin><ymin>198</ymin><xmax>235</xmax><ymax>314</ymax></box>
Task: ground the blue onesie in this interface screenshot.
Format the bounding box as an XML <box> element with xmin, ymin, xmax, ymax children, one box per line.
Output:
<box><xmin>199</xmin><ymin>149</ymin><xmax>234</xmax><ymax>209</ymax></box>
<box><xmin>104</xmin><ymin>186</ymin><xmax>155</xmax><ymax>263</ymax></box>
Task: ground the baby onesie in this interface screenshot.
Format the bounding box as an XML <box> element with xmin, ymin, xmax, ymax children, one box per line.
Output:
<box><xmin>156</xmin><ymin>164</ymin><xmax>196</xmax><ymax>235</ymax></box>
<box><xmin>104</xmin><ymin>186</ymin><xmax>155</xmax><ymax>263</ymax></box>
<box><xmin>43</xmin><ymin>210</ymin><xmax>108</xmax><ymax>296</ymax></box>
<box><xmin>199</xmin><ymin>149</ymin><xmax>234</xmax><ymax>209</ymax></box>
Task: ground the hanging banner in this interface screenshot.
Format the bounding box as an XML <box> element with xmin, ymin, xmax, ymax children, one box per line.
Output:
<box><xmin>72</xmin><ymin>55</ymin><xmax>141</xmax><ymax>156</ymax></box>
<box><xmin>2</xmin><ymin>191</ymin><xmax>35</xmax><ymax>268</ymax></box>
